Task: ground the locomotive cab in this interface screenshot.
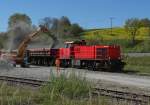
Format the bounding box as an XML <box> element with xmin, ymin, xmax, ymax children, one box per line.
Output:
<box><xmin>58</xmin><ymin>40</ymin><xmax>87</xmax><ymax>67</ymax></box>
<box><xmin>65</xmin><ymin>41</ymin><xmax>74</xmax><ymax>48</ymax></box>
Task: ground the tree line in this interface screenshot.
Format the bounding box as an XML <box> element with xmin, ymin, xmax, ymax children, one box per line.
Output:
<box><xmin>0</xmin><ymin>13</ymin><xmax>150</xmax><ymax>49</ymax></box>
<box><xmin>7</xmin><ymin>13</ymin><xmax>83</xmax><ymax>36</ymax></box>
<box><xmin>0</xmin><ymin>13</ymin><xmax>83</xmax><ymax>49</ymax></box>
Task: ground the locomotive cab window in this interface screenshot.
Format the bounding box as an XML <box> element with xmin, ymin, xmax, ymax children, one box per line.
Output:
<box><xmin>65</xmin><ymin>43</ymin><xmax>72</xmax><ymax>48</ymax></box>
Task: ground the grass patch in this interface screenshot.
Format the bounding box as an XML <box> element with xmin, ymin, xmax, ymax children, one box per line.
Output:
<box><xmin>37</xmin><ymin>73</ymin><xmax>92</xmax><ymax>105</ymax></box>
<box><xmin>82</xmin><ymin>27</ymin><xmax>149</xmax><ymax>40</ymax></box>
<box><xmin>124</xmin><ymin>56</ymin><xmax>150</xmax><ymax>75</ymax></box>
<box><xmin>0</xmin><ymin>73</ymin><xmax>111</xmax><ymax>105</ymax></box>
<box><xmin>0</xmin><ymin>82</ymin><xmax>36</xmax><ymax>105</ymax></box>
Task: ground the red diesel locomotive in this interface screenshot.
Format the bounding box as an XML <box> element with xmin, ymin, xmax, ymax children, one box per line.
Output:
<box><xmin>27</xmin><ymin>40</ymin><xmax>125</xmax><ymax>71</ymax></box>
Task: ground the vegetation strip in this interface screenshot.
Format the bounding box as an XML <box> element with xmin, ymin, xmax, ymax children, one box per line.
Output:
<box><xmin>0</xmin><ymin>75</ymin><xmax>149</xmax><ymax>104</ymax></box>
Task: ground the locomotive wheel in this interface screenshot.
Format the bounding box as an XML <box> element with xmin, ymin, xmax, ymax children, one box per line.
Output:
<box><xmin>60</xmin><ymin>60</ymin><xmax>70</xmax><ymax>68</ymax></box>
<box><xmin>21</xmin><ymin>63</ymin><xmax>29</xmax><ymax>68</ymax></box>
<box><xmin>105</xmin><ymin>61</ymin><xmax>124</xmax><ymax>72</ymax></box>
<box><xmin>79</xmin><ymin>60</ymin><xmax>87</xmax><ymax>69</ymax></box>
<box><xmin>91</xmin><ymin>62</ymin><xmax>97</xmax><ymax>71</ymax></box>
<box><xmin>86</xmin><ymin>61</ymin><xmax>96</xmax><ymax>71</ymax></box>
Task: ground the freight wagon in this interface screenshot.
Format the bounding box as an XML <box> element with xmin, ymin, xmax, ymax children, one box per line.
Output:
<box><xmin>28</xmin><ymin>48</ymin><xmax>58</xmax><ymax>66</ymax></box>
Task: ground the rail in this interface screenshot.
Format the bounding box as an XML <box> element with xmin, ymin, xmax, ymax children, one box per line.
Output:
<box><xmin>0</xmin><ymin>76</ymin><xmax>46</xmax><ymax>87</ymax></box>
<box><xmin>93</xmin><ymin>87</ymin><xmax>150</xmax><ymax>104</ymax></box>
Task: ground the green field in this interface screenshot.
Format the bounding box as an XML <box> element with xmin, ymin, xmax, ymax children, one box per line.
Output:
<box><xmin>124</xmin><ymin>56</ymin><xmax>150</xmax><ymax>75</ymax></box>
<box><xmin>81</xmin><ymin>27</ymin><xmax>150</xmax><ymax>40</ymax></box>
<box><xmin>79</xmin><ymin>27</ymin><xmax>150</xmax><ymax>52</ymax></box>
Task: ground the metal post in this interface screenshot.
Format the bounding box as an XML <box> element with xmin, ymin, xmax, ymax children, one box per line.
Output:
<box><xmin>110</xmin><ymin>17</ymin><xmax>114</xmax><ymax>35</ymax></box>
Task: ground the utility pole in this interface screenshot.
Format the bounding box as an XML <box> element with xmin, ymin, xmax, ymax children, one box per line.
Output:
<box><xmin>110</xmin><ymin>17</ymin><xmax>114</xmax><ymax>35</ymax></box>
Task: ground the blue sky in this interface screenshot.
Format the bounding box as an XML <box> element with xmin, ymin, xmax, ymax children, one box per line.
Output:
<box><xmin>0</xmin><ymin>0</ymin><xmax>150</xmax><ymax>31</ymax></box>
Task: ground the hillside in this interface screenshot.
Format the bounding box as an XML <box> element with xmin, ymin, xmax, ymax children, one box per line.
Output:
<box><xmin>81</xmin><ymin>27</ymin><xmax>149</xmax><ymax>40</ymax></box>
<box><xmin>80</xmin><ymin>27</ymin><xmax>150</xmax><ymax>53</ymax></box>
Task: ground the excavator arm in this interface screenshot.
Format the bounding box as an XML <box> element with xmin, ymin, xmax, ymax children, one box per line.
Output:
<box><xmin>17</xmin><ymin>28</ymin><xmax>41</xmax><ymax>58</ymax></box>
<box><xmin>14</xmin><ymin>25</ymin><xmax>58</xmax><ymax>67</ymax></box>
<box><xmin>17</xmin><ymin>25</ymin><xmax>50</xmax><ymax>58</ymax></box>
<box><xmin>13</xmin><ymin>26</ymin><xmax>47</xmax><ymax>66</ymax></box>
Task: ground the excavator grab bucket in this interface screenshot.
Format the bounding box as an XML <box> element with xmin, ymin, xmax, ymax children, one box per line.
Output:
<box><xmin>39</xmin><ymin>25</ymin><xmax>49</xmax><ymax>33</ymax></box>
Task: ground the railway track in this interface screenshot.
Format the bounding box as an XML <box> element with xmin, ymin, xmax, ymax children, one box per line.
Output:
<box><xmin>93</xmin><ymin>87</ymin><xmax>150</xmax><ymax>104</ymax></box>
<box><xmin>0</xmin><ymin>76</ymin><xmax>149</xmax><ymax>104</ymax></box>
<box><xmin>0</xmin><ymin>76</ymin><xmax>46</xmax><ymax>87</ymax></box>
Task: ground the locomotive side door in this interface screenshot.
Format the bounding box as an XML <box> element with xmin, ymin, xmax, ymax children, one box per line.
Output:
<box><xmin>96</xmin><ymin>48</ymin><xmax>107</xmax><ymax>59</ymax></box>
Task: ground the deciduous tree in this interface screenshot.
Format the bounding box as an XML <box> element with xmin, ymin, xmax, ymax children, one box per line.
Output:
<box><xmin>124</xmin><ymin>18</ymin><xmax>141</xmax><ymax>45</ymax></box>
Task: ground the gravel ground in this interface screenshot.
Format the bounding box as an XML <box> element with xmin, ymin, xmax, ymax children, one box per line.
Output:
<box><xmin>0</xmin><ymin>66</ymin><xmax>150</xmax><ymax>94</ymax></box>
<box><xmin>124</xmin><ymin>53</ymin><xmax>150</xmax><ymax>57</ymax></box>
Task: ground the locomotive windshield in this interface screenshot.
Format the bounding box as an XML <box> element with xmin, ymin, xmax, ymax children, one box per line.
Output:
<box><xmin>65</xmin><ymin>43</ymin><xmax>73</xmax><ymax>48</ymax></box>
